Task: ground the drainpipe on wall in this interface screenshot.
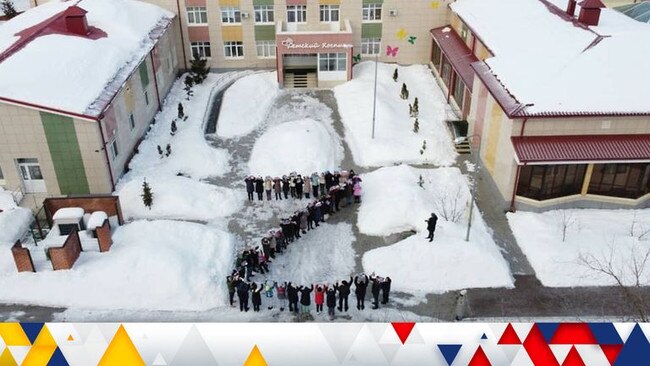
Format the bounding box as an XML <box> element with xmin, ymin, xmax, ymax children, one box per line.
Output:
<box><xmin>96</xmin><ymin>118</ymin><xmax>116</xmax><ymax>193</ymax></box>
<box><xmin>175</xmin><ymin>0</ymin><xmax>189</xmax><ymax>70</ymax></box>
<box><xmin>519</xmin><ymin>118</ymin><xmax>528</xmax><ymax>137</ymax></box>
<box><xmin>150</xmin><ymin>51</ymin><xmax>162</xmax><ymax>112</ymax></box>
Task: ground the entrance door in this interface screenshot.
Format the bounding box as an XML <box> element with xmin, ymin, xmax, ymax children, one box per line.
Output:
<box><xmin>17</xmin><ymin>158</ymin><xmax>46</xmax><ymax>193</ymax></box>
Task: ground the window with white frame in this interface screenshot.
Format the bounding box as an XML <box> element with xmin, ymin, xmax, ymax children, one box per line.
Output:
<box><xmin>256</xmin><ymin>40</ymin><xmax>276</xmax><ymax>58</ymax></box>
<box><xmin>320</xmin><ymin>5</ymin><xmax>339</xmax><ymax>22</ymax></box>
<box><xmin>129</xmin><ymin>113</ymin><xmax>135</xmax><ymax>130</ymax></box>
<box><xmin>187</xmin><ymin>7</ymin><xmax>208</xmax><ymax>25</ymax></box>
<box><xmin>287</xmin><ymin>5</ymin><xmax>306</xmax><ymax>23</ymax></box>
<box><xmin>191</xmin><ymin>42</ymin><xmax>211</xmax><ymax>59</ymax></box>
<box><xmin>254</xmin><ymin>5</ymin><xmax>274</xmax><ymax>23</ymax></box>
<box><xmin>362</xmin><ymin>3</ymin><xmax>382</xmax><ymax>21</ymax></box>
<box><xmin>109</xmin><ymin>139</ymin><xmax>119</xmax><ymax>160</ymax></box>
<box><xmin>221</xmin><ymin>7</ymin><xmax>241</xmax><ymax>24</ymax></box>
<box><xmin>361</xmin><ymin>38</ymin><xmax>381</xmax><ymax>55</ymax></box>
<box><xmin>224</xmin><ymin>41</ymin><xmax>244</xmax><ymax>58</ymax></box>
<box><xmin>319</xmin><ymin>53</ymin><xmax>346</xmax><ymax>71</ymax></box>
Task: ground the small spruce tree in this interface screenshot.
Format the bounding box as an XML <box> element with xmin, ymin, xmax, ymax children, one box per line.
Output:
<box><xmin>177</xmin><ymin>102</ymin><xmax>186</xmax><ymax>121</ymax></box>
<box><xmin>418</xmin><ymin>174</ymin><xmax>424</xmax><ymax>188</ymax></box>
<box><xmin>412</xmin><ymin>97</ymin><xmax>419</xmax><ymax>117</ymax></box>
<box><xmin>141</xmin><ymin>179</ymin><xmax>154</xmax><ymax>210</ymax></box>
<box><xmin>400</xmin><ymin>83</ymin><xmax>409</xmax><ymax>100</ymax></box>
<box><xmin>165</xmin><ymin>143</ymin><xmax>172</xmax><ymax>157</ymax></box>
<box><xmin>393</xmin><ymin>68</ymin><xmax>399</xmax><ymax>82</ymax></box>
<box><xmin>190</xmin><ymin>55</ymin><xmax>209</xmax><ymax>84</ymax></box>
<box><xmin>413</xmin><ymin>118</ymin><xmax>420</xmax><ymax>133</ymax></box>
<box><xmin>157</xmin><ymin>145</ymin><xmax>164</xmax><ymax>158</ymax></box>
<box><xmin>183</xmin><ymin>75</ymin><xmax>194</xmax><ymax>100</ymax></box>
<box><xmin>409</xmin><ymin>103</ymin><xmax>413</xmax><ymax>117</ymax></box>
<box><xmin>1</xmin><ymin>0</ymin><xmax>18</xmax><ymax>19</ymax></box>
<box><xmin>170</xmin><ymin>120</ymin><xmax>177</xmax><ymax>136</ymax></box>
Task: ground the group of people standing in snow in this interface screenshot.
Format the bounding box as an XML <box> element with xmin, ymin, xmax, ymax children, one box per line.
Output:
<box><xmin>226</xmin><ymin>273</ymin><xmax>392</xmax><ymax>318</ymax></box>
<box><xmin>244</xmin><ymin>170</ymin><xmax>363</xmax><ymax>204</ymax></box>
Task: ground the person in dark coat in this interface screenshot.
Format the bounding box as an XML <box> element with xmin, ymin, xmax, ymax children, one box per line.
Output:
<box><xmin>325</xmin><ymin>171</ymin><xmax>334</xmax><ymax>190</ymax></box>
<box><xmin>334</xmin><ymin>276</ymin><xmax>353</xmax><ymax>312</ymax></box>
<box><xmin>273</xmin><ymin>177</ymin><xmax>282</xmax><ymax>200</ymax></box>
<box><xmin>381</xmin><ymin>277</ymin><xmax>392</xmax><ymax>305</ymax></box>
<box><xmin>236</xmin><ymin>280</ymin><xmax>250</xmax><ymax>312</ymax></box>
<box><xmin>282</xmin><ymin>176</ymin><xmax>290</xmax><ymax>199</ymax></box>
<box><xmin>370</xmin><ymin>276</ymin><xmax>381</xmax><ymax>309</ymax></box>
<box><xmin>307</xmin><ymin>204</ymin><xmax>315</xmax><ymax>230</ymax></box>
<box><xmin>426</xmin><ymin>213</ymin><xmax>438</xmax><ymax>242</ymax></box>
<box><xmin>226</xmin><ymin>275</ymin><xmax>236</xmax><ymax>307</ymax></box>
<box><xmin>245</xmin><ymin>176</ymin><xmax>255</xmax><ymax>201</ymax></box>
<box><xmin>298</xmin><ymin>284</ymin><xmax>314</xmax><ymax>314</ymax></box>
<box><xmin>255</xmin><ymin>177</ymin><xmax>264</xmax><ymax>201</ymax></box>
<box><xmin>326</xmin><ymin>287</ymin><xmax>337</xmax><ymax>318</ymax></box>
<box><xmin>354</xmin><ymin>274</ymin><xmax>369</xmax><ymax>310</ymax></box>
<box><xmin>295</xmin><ymin>175</ymin><xmax>304</xmax><ymax>199</ymax></box>
<box><xmin>251</xmin><ymin>283</ymin><xmax>262</xmax><ymax>312</ymax></box>
<box><xmin>287</xmin><ymin>282</ymin><xmax>299</xmax><ymax>313</ymax></box>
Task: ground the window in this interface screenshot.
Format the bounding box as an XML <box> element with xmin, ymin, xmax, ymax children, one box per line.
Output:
<box><xmin>254</xmin><ymin>5</ymin><xmax>274</xmax><ymax>23</ymax></box>
<box><xmin>431</xmin><ymin>42</ymin><xmax>442</xmax><ymax>71</ymax></box>
<box><xmin>320</xmin><ymin>5</ymin><xmax>339</xmax><ymax>22</ymax></box>
<box><xmin>109</xmin><ymin>139</ymin><xmax>119</xmax><ymax>161</ymax></box>
<box><xmin>256</xmin><ymin>40</ymin><xmax>276</xmax><ymax>58</ymax></box>
<box><xmin>441</xmin><ymin>56</ymin><xmax>452</xmax><ymax>87</ymax></box>
<box><xmin>191</xmin><ymin>42</ymin><xmax>211</xmax><ymax>59</ymax></box>
<box><xmin>361</xmin><ymin>38</ymin><xmax>381</xmax><ymax>55</ymax></box>
<box><xmin>588</xmin><ymin>163</ymin><xmax>650</xmax><ymax>199</ymax></box>
<box><xmin>460</xmin><ymin>24</ymin><xmax>468</xmax><ymax>41</ymax></box>
<box><xmin>362</xmin><ymin>3</ymin><xmax>382</xmax><ymax>21</ymax></box>
<box><xmin>221</xmin><ymin>7</ymin><xmax>241</xmax><ymax>24</ymax></box>
<box><xmin>452</xmin><ymin>73</ymin><xmax>465</xmax><ymax>107</ymax></box>
<box><xmin>287</xmin><ymin>5</ymin><xmax>307</xmax><ymax>23</ymax></box>
<box><xmin>129</xmin><ymin>113</ymin><xmax>135</xmax><ymax>130</ymax></box>
<box><xmin>319</xmin><ymin>53</ymin><xmax>346</xmax><ymax>72</ymax></box>
<box><xmin>144</xmin><ymin>91</ymin><xmax>149</xmax><ymax>106</ymax></box>
<box><xmin>224</xmin><ymin>41</ymin><xmax>244</xmax><ymax>58</ymax></box>
<box><xmin>516</xmin><ymin>164</ymin><xmax>587</xmax><ymax>200</ymax></box>
<box><xmin>187</xmin><ymin>7</ymin><xmax>207</xmax><ymax>25</ymax></box>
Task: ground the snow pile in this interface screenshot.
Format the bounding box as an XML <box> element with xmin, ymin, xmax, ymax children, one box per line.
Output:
<box><xmin>334</xmin><ymin>62</ymin><xmax>456</xmax><ymax>167</ymax></box>
<box><xmin>0</xmin><ymin>220</ymin><xmax>235</xmax><ymax>311</ymax></box>
<box><xmin>248</xmin><ymin>119</ymin><xmax>343</xmax><ymax>176</ymax></box>
<box><xmin>216</xmin><ymin>72</ymin><xmax>280</xmax><ymax>138</ymax></box>
<box><xmin>0</xmin><ymin>207</ymin><xmax>32</xmax><ymax>244</ymax></box>
<box><xmin>508</xmin><ymin>209</ymin><xmax>650</xmax><ymax>287</ymax></box>
<box><xmin>360</xmin><ymin>165</ymin><xmax>513</xmax><ymax>295</ymax></box>
<box><xmin>117</xmin><ymin>176</ymin><xmax>241</xmax><ymax>221</ymax></box>
<box><xmin>0</xmin><ymin>187</ymin><xmax>17</xmax><ymax>210</ymax></box>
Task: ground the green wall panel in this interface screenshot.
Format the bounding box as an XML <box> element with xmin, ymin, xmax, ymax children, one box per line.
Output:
<box><xmin>139</xmin><ymin>61</ymin><xmax>149</xmax><ymax>89</ymax></box>
<box><xmin>361</xmin><ymin>23</ymin><xmax>383</xmax><ymax>38</ymax></box>
<box><xmin>253</xmin><ymin>0</ymin><xmax>274</xmax><ymax>5</ymax></box>
<box><xmin>40</xmin><ymin>112</ymin><xmax>90</xmax><ymax>195</ymax></box>
<box><xmin>255</xmin><ymin>25</ymin><xmax>276</xmax><ymax>41</ymax></box>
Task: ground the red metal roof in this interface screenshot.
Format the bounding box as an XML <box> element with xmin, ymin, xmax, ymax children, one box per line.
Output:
<box><xmin>430</xmin><ymin>27</ymin><xmax>479</xmax><ymax>91</ymax></box>
<box><xmin>579</xmin><ymin>0</ymin><xmax>606</xmax><ymax>9</ymax></box>
<box><xmin>511</xmin><ymin>135</ymin><xmax>650</xmax><ymax>163</ymax></box>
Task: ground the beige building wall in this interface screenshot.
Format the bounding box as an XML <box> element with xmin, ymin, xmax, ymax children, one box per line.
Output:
<box><xmin>73</xmin><ymin>119</ymin><xmax>112</xmax><ymax>194</ymax></box>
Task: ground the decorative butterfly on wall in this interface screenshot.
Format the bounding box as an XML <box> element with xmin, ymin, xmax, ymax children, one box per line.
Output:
<box><xmin>431</xmin><ymin>1</ymin><xmax>441</xmax><ymax>9</ymax></box>
<box><xmin>408</xmin><ymin>36</ymin><xmax>417</xmax><ymax>45</ymax></box>
<box><xmin>353</xmin><ymin>54</ymin><xmax>361</xmax><ymax>63</ymax></box>
<box><xmin>396</xmin><ymin>28</ymin><xmax>408</xmax><ymax>41</ymax></box>
<box><xmin>386</xmin><ymin>46</ymin><xmax>399</xmax><ymax>57</ymax></box>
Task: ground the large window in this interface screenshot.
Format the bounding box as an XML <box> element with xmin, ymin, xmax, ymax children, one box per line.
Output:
<box><xmin>588</xmin><ymin>163</ymin><xmax>650</xmax><ymax>199</ymax></box>
<box><xmin>256</xmin><ymin>40</ymin><xmax>276</xmax><ymax>58</ymax></box>
<box><xmin>431</xmin><ymin>41</ymin><xmax>442</xmax><ymax>71</ymax></box>
<box><xmin>320</xmin><ymin>5</ymin><xmax>339</xmax><ymax>22</ymax></box>
<box><xmin>361</xmin><ymin>38</ymin><xmax>381</xmax><ymax>55</ymax></box>
<box><xmin>190</xmin><ymin>42</ymin><xmax>211</xmax><ymax>59</ymax></box>
<box><xmin>362</xmin><ymin>3</ymin><xmax>382</xmax><ymax>21</ymax></box>
<box><xmin>319</xmin><ymin>53</ymin><xmax>346</xmax><ymax>72</ymax></box>
<box><xmin>287</xmin><ymin>5</ymin><xmax>307</xmax><ymax>23</ymax></box>
<box><xmin>109</xmin><ymin>139</ymin><xmax>119</xmax><ymax>161</ymax></box>
<box><xmin>221</xmin><ymin>7</ymin><xmax>241</xmax><ymax>24</ymax></box>
<box><xmin>187</xmin><ymin>7</ymin><xmax>208</xmax><ymax>25</ymax></box>
<box><xmin>254</xmin><ymin>5</ymin><xmax>274</xmax><ymax>23</ymax></box>
<box><xmin>224</xmin><ymin>41</ymin><xmax>244</xmax><ymax>58</ymax></box>
<box><xmin>441</xmin><ymin>56</ymin><xmax>452</xmax><ymax>87</ymax></box>
<box><xmin>516</xmin><ymin>164</ymin><xmax>587</xmax><ymax>200</ymax></box>
<box><xmin>452</xmin><ymin>73</ymin><xmax>465</xmax><ymax>107</ymax></box>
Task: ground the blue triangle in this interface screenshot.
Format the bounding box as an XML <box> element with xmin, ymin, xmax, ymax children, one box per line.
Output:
<box><xmin>47</xmin><ymin>347</ymin><xmax>69</xmax><ymax>366</ymax></box>
<box><xmin>536</xmin><ymin>323</ymin><xmax>559</xmax><ymax>343</ymax></box>
<box><xmin>614</xmin><ymin>324</ymin><xmax>650</xmax><ymax>366</ymax></box>
<box><xmin>589</xmin><ymin>323</ymin><xmax>623</xmax><ymax>345</ymax></box>
<box><xmin>21</xmin><ymin>323</ymin><xmax>45</xmax><ymax>344</ymax></box>
<box><xmin>438</xmin><ymin>344</ymin><xmax>462</xmax><ymax>366</ymax></box>
<box><xmin>481</xmin><ymin>333</ymin><xmax>488</xmax><ymax>340</ymax></box>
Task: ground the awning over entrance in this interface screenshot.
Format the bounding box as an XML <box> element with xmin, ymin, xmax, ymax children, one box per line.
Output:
<box><xmin>512</xmin><ymin>134</ymin><xmax>650</xmax><ymax>164</ymax></box>
<box><xmin>430</xmin><ymin>26</ymin><xmax>478</xmax><ymax>91</ymax></box>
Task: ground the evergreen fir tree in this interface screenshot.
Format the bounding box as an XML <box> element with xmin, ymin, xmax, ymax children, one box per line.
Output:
<box><xmin>393</xmin><ymin>68</ymin><xmax>399</xmax><ymax>82</ymax></box>
<box><xmin>157</xmin><ymin>145</ymin><xmax>164</xmax><ymax>158</ymax></box>
<box><xmin>190</xmin><ymin>55</ymin><xmax>209</xmax><ymax>84</ymax></box>
<box><xmin>1</xmin><ymin>0</ymin><xmax>17</xmax><ymax>19</ymax></box>
<box><xmin>409</xmin><ymin>103</ymin><xmax>413</xmax><ymax>117</ymax></box>
<box><xmin>170</xmin><ymin>120</ymin><xmax>177</xmax><ymax>136</ymax></box>
<box><xmin>400</xmin><ymin>83</ymin><xmax>409</xmax><ymax>100</ymax></box>
<box><xmin>165</xmin><ymin>143</ymin><xmax>172</xmax><ymax>157</ymax></box>
<box><xmin>412</xmin><ymin>97</ymin><xmax>419</xmax><ymax>117</ymax></box>
<box><xmin>183</xmin><ymin>75</ymin><xmax>194</xmax><ymax>100</ymax></box>
<box><xmin>177</xmin><ymin>102</ymin><xmax>186</xmax><ymax>121</ymax></box>
<box><xmin>418</xmin><ymin>174</ymin><xmax>424</xmax><ymax>188</ymax></box>
<box><xmin>413</xmin><ymin>118</ymin><xmax>419</xmax><ymax>133</ymax></box>
<box><xmin>141</xmin><ymin>179</ymin><xmax>154</xmax><ymax>210</ymax></box>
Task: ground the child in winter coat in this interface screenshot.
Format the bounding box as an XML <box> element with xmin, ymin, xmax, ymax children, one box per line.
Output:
<box><xmin>251</xmin><ymin>283</ymin><xmax>262</xmax><ymax>312</ymax></box>
<box><xmin>264</xmin><ymin>280</ymin><xmax>277</xmax><ymax>310</ymax></box>
<box><xmin>319</xmin><ymin>173</ymin><xmax>326</xmax><ymax>196</ymax></box>
<box><xmin>264</xmin><ymin>177</ymin><xmax>273</xmax><ymax>201</ymax></box>
<box><xmin>289</xmin><ymin>175</ymin><xmax>296</xmax><ymax>198</ymax></box>
<box><xmin>245</xmin><ymin>176</ymin><xmax>255</xmax><ymax>201</ymax></box>
<box><xmin>255</xmin><ymin>177</ymin><xmax>264</xmax><ymax>201</ymax></box>
<box><xmin>236</xmin><ymin>280</ymin><xmax>250</xmax><ymax>312</ymax></box>
<box><xmin>353</xmin><ymin>182</ymin><xmax>362</xmax><ymax>203</ymax></box>
<box><xmin>304</xmin><ymin>177</ymin><xmax>311</xmax><ymax>199</ymax></box>
<box><xmin>273</xmin><ymin>177</ymin><xmax>282</xmax><ymax>200</ymax></box>
<box><xmin>311</xmin><ymin>173</ymin><xmax>320</xmax><ymax>198</ymax></box>
<box><xmin>276</xmin><ymin>282</ymin><xmax>288</xmax><ymax>311</ymax></box>
<box><xmin>226</xmin><ymin>276</ymin><xmax>236</xmax><ymax>307</ymax></box>
<box><xmin>335</xmin><ymin>277</ymin><xmax>353</xmax><ymax>312</ymax></box>
<box><xmin>326</xmin><ymin>287</ymin><xmax>337</xmax><ymax>318</ymax></box>
<box><xmin>282</xmin><ymin>176</ymin><xmax>290</xmax><ymax>199</ymax></box>
<box><xmin>381</xmin><ymin>277</ymin><xmax>392</xmax><ymax>305</ymax></box>
<box><xmin>295</xmin><ymin>175</ymin><xmax>304</xmax><ymax>199</ymax></box>
<box><xmin>298</xmin><ymin>284</ymin><xmax>314</xmax><ymax>314</ymax></box>
<box><xmin>287</xmin><ymin>282</ymin><xmax>299</xmax><ymax>313</ymax></box>
<box><xmin>314</xmin><ymin>285</ymin><xmax>326</xmax><ymax>313</ymax></box>
<box><xmin>354</xmin><ymin>275</ymin><xmax>369</xmax><ymax>310</ymax></box>
<box><xmin>370</xmin><ymin>276</ymin><xmax>381</xmax><ymax>309</ymax></box>
<box><xmin>299</xmin><ymin>210</ymin><xmax>308</xmax><ymax>233</ymax></box>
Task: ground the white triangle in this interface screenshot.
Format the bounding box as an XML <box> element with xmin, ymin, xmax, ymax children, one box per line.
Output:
<box><xmin>72</xmin><ymin>324</ymin><xmax>94</xmax><ymax>344</ymax></box>
<box><xmin>576</xmin><ymin>345</ymin><xmax>609</xmax><ymax>365</ymax></box>
<box><xmin>511</xmin><ymin>323</ymin><xmax>534</xmax><ymax>342</ymax></box>
<box><xmin>379</xmin><ymin>343</ymin><xmax>400</xmax><ymax>364</ymax></box>
<box><xmin>500</xmin><ymin>344</ymin><xmax>521</xmax><ymax>364</ymax></box>
<box><xmin>153</xmin><ymin>352</ymin><xmax>167</xmax><ymax>365</ymax></box>
<box><xmin>85</xmin><ymin>326</ymin><xmax>107</xmax><ymax>345</ymax></box>
<box><xmin>7</xmin><ymin>346</ymin><xmax>31</xmax><ymax>365</ymax></box>
<box><xmin>0</xmin><ymin>335</ymin><xmax>5</xmax><ymax>349</ymax></box>
<box><xmin>407</xmin><ymin>327</ymin><xmax>425</xmax><ymax>345</ymax></box>
<box><xmin>510</xmin><ymin>346</ymin><xmax>534</xmax><ymax>366</ymax></box>
<box><xmin>613</xmin><ymin>323</ymin><xmax>636</xmax><ymax>343</ymax></box>
<box><xmin>97</xmin><ymin>324</ymin><xmax>120</xmax><ymax>343</ymax></box>
<box><xmin>318</xmin><ymin>323</ymin><xmax>364</xmax><ymax>363</ymax></box>
<box><xmin>365</xmin><ymin>323</ymin><xmax>389</xmax><ymax>343</ymax></box>
<box><xmin>378</xmin><ymin>326</ymin><xmax>400</xmax><ymax>345</ymax></box>
<box><xmin>549</xmin><ymin>344</ymin><xmax>571</xmax><ymax>364</ymax></box>
<box><xmin>488</xmin><ymin>324</ymin><xmax>509</xmax><ymax>341</ymax></box>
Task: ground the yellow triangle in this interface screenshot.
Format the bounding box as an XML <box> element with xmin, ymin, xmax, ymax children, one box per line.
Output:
<box><xmin>22</xmin><ymin>345</ymin><xmax>57</xmax><ymax>366</ymax></box>
<box><xmin>243</xmin><ymin>345</ymin><xmax>267</xmax><ymax>366</ymax></box>
<box><xmin>98</xmin><ymin>325</ymin><xmax>145</xmax><ymax>366</ymax></box>
<box><xmin>0</xmin><ymin>347</ymin><xmax>18</xmax><ymax>366</ymax></box>
<box><xmin>67</xmin><ymin>335</ymin><xmax>74</xmax><ymax>341</ymax></box>
<box><xmin>32</xmin><ymin>326</ymin><xmax>56</xmax><ymax>347</ymax></box>
<box><xmin>0</xmin><ymin>324</ymin><xmax>30</xmax><ymax>346</ymax></box>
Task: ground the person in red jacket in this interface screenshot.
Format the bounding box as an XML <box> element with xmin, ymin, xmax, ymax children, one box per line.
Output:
<box><xmin>314</xmin><ymin>284</ymin><xmax>326</xmax><ymax>313</ymax></box>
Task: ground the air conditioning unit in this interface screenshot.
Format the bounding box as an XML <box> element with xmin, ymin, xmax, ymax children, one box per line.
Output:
<box><xmin>241</xmin><ymin>12</ymin><xmax>250</xmax><ymax>19</ymax></box>
<box><xmin>389</xmin><ymin>9</ymin><xmax>398</xmax><ymax>16</ymax></box>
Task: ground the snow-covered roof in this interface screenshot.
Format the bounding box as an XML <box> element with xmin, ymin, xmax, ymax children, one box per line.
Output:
<box><xmin>53</xmin><ymin>207</ymin><xmax>84</xmax><ymax>221</ymax></box>
<box><xmin>0</xmin><ymin>0</ymin><xmax>174</xmax><ymax>118</ymax></box>
<box><xmin>451</xmin><ymin>0</ymin><xmax>650</xmax><ymax>116</ymax></box>
<box><xmin>86</xmin><ymin>210</ymin><xmax>108</xmax><ymax>230</ymax></box>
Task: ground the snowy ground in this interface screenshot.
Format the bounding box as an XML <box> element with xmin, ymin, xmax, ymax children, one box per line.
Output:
<box><xmin>359</xmin><ymin>165</ymin><xmax>514</xmax><ymax>295</ymax></box>
<box><xmin>334</xmin><ymin>62</ymin><xmax>457</xmax><ymax>167</ymax></box>
<box><xmin>0</xmin><ymin>188</ymin><xmax>33</xmax><ymax>275</ymax></box>
<box><xmin>508</xmin><ymin>209</ymin><xmax>650</xmax><ymax>287</ymax></box>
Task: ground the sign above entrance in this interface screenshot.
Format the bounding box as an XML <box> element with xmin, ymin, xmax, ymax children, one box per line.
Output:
<box><xmin>281</xmin><ymin>37</ymin><xmax>353</xmax><ymax>50</ymax></box>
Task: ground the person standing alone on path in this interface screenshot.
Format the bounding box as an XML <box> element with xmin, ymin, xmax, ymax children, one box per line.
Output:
<box><xmin>426</xmin><ymin>213</ymin><xmax>438</xmax><ymax>242</ymax></box>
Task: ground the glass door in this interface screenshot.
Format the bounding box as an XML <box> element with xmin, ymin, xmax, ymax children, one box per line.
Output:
<box><xmin>17</xmin><ymin>158</ymin><xmax>46</xmax><ymax>193</ymax></box>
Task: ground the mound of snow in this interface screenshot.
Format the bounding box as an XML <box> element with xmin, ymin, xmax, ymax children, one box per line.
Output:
<box><xmin>0</xmin><ymin>220</ymin><xmax>235</xmax><ymax>311</ymax></box>
<box><xmin>217</xmin><ymin>72</ymin><xmax>280</xmax><ymax>138</ymax></box>
<box><xmin>248</xmin><ymin>119</ymin><xmax>343</xmax><ymax>176</ymax></box>
<box><xmin>0</xmin><ymin>187</ymin><xmax>17</xmax><ymax>211</ymax></box>
<box><xmin>0</xmin><ymin>207</ymin><xmax>32</xmax><ymax>244</ymax></box>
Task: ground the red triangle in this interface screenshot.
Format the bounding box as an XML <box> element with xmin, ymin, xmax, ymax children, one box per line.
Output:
<box><xmin>468</xmin><ymin>345</ymin><xmax>491</xmax><ymax>366</ymax></box>
<box><xmin>551</xmin><ymin>324</ymin><xmax>598</xmax><ymax>344</ymax></box>
<box><xmin>391</xmin><ymin>322</ymin><xmax>416</xmax><ymax>345</ymax></box>
<box><xmin>600</xmin><ymin>344</ymin><xmax>623</xmax><ymax>366</ymax></box>
<box><xmin>523</xmin><ymin>324</ymin><xmax>560</xmax><ymax>366</ymax></box>
<box><xmin>561</xmin><ymin>346</ymin><xmax>585</xmax><ymax>366</ymax></box>
<box><xmin>498</xmin><ymin>324</ymin><xmax>522</xmax><ymax>345</ymax></box>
